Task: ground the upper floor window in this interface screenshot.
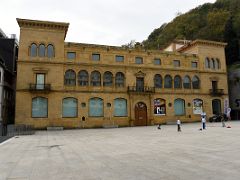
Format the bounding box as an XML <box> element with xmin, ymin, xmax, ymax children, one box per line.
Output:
<box><xmin>103</xmin><ymin>71</ymin><xmax>113</xmax><ymax>86</ymax></box>
<box><xmin>173</xmin><ymin>60</ymin><xmax>180</xmax><ymax>67</ymax></box>
<box><xmin>192</xmin><ymin>75</ymin><xmax>200</xmax><ymax>89</ymax></box>
<box><xmin>191</xmin><ymin>62</ymin><xmax>198</xmax><ymax>68</ymax></box>
<box><xmin>67</xmin><ymin>52</ymin><xmax>76</xmax><ymax>59</ymax></box>
<box><xmin>115</xmin><ymin>72</ymin><xmax>125</xmax><ymax>87</ymax></box>
<box><xmin>164</xmin><ymin>75</ymin><xmax>172</xmax><ymax>88</ymax></box>
<box><xmin>92</xmin><ymin>53</ymin><xmax>100</xmax><ymax>61</ymax></box>
<box><xmin>30</xmin><ymin>43</ymin><xmax>37</xmax><ymax>57</ymax></box>
<box><xmin>210</xmin><ymin>58</ymin><xmax>215</xmax><ymax>69</ymax></box>
<box><xmin>78</xmin><ymin>70</ymin><xmax>89</xmax><ymax>86</ymax></box>
<box><xmin>115</xmin><ymin>55</ymin><xmax>124</xmax><ymax>62</ymax></box>
<box><xmin>154</xmin><ymin>74</ymin><xmax>162</xmax><ymax>88</ymax></box>
<box><xmin>47</xmin><ymin>44</ymin><xmax>54</xmax><ymax>58</ymax></box>
<box><xmin>135</xmin><ymin>57</ymin><xmax>143</xmax><ymax>64</ymax></box>
<box><xmin>215</xmin><ymin>58</ymin><xmax>220</xmax><ymax>69</ymax></box>
<box><xmin>91</xmin><ymin>71</ymin><xmax>101</xmax><ymax>86</ymax></box>
<box><xmin>154</xmin><ymin>58</ymin><xmax>161</xmax><ymax>65</ymax></box>
<box><xmin>183</xmin><ymin>75</ymin><xmax>191</xmax><ymax>89</ymax></box>
<box><xmin>39</xmin><ymin>44</ymin><xmax>45</xmax><ymax>57</ymax></box>
<box><xmin>205</xmin><ymin>57</ymin><xmax>210</xmax><ymax>68</ymax></box>
<box><xmin>64</xmin><ymin>69</ymin><xmax>76</xmax><ymax>86</ymax></box>
<box><xmin>174</xmin><ymin>75</ymin><xmax>182</xmax><ymax>89</ymax></box>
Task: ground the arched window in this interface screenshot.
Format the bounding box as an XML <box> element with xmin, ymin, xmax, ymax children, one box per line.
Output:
<box><xmin>154</xmin><ymin>98</ymin><xmax>166</xmax><ymax>115</ymax></box>
<box><xmin>193</xmin><ymin>99</ymin><xmax>203</xmax><ymax>114</ymax></box>
<box><xmin>215</xmin><ymin>58</ymin><xmax>220</xmax><ymax>69</ymax></box>
<box><xmin>164</xmin><ymin>75</ymin><xmax>172</xmax><ymax>88</ymax></box>
<box><xmin>174</xmin><ymin>75</ymin><xmax>182</xmax><ymax>89</ymax></box>
<box><xmin>114</xmin><ymin>98</ymin><xmax>127</xmax><ymax>116</ymax></box>
<box><xmin>47</xmin><ymin>44</ymin><xmax>54</xmax><ymax>58</ymax></box>
<box><xmin>32</xmin><ymin>97</ymin><xmax>48</xmax><ymax>117</ymax></box>
<box><xmin>210</xmin><ymin>58</ymin><xmax>214</xmax><ymax>69</ymax></box>
<box><xmin>205</xmin><ymin>58</ymin><xmax>210</xmax><ymax>68</ymax></box>
<box><xmin>78</xmin><ymin>70</ymin><xmax>88</xmax><ymax>86</ymax></box>
<box><xmin>115</xmin><ymin>72</ymin><xmax>125</xmax><ymax>87</ymax></box>
<box><xmin>91</xmin><ymin>71</ymin><xmax>101</xmax><ymax>86</ymax></box>
<box><xmin>39</xmin><ymin>44</ymin><xmax>45</xmax><ymax>57</ymax></box>
<box><xmin>192</xmin><ymin>75</ymin><xmax>200</xmax><ymax>89</ymax></box>
<box><xmin>62</xmin><ymin>98</ymin><xmax>78</xmax><ymax>117</ymax></box>
<box><xmin>103</xmin><ymin>71</ymin><xmax>113</xmax><ymax>86</ymax></box>
<box><xmin>174</xmin><ymin>99</ymin><xmax>185</xmax><ymax>115</ymax></box>
<box><xmin>30</xmin><ymin>43</ymin><xmax>37</xmax><ymax>57</ymax></box>
<box><xmin>89</xmin><ymin>97</ymin><xmax>103</xmax><ymax>117</ymax></box>
<box><xmin>183</xmin><ymin>75</ymin><xmax>191</xmax><ymax>89</ymax></box>
<box><xmin>154</xmin><ymin>74</ymin><xmax>162</xmax><ymax>88</ymax></box>
<box><xmin>212</xmin><ymin>99</ymin><xmax>221</xmax><ymax>114</ymax></box>
<box><xmin>64</xmin><ymin>69</ymin><xmax>76</xmax><ymax>86</ymax></box>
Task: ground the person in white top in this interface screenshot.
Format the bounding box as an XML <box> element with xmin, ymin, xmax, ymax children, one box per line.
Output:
<box><xmin>201</xmin><ymin>112</ymin><xmax>206</xmax><ymax>130</ymax></box>
<box><xmin>177</xmin><ymin>119</ymin><xmax>181</xmax><ymax>132</ymax></box>
<box><xmin>227</xmin><ymin>108</ymin><xmax>231</xmax><ymax>121</ymax></box>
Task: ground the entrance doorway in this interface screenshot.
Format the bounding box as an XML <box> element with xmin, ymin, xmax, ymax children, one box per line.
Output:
<box><xmin>212</xmin><ymin>99</ymin><xmax>221</xmax><ymax>114</ymax></box>
<box><xmin>135</xmin><ymin>102</ymin><xmax>147</xmax><ymax>126</ymax></box>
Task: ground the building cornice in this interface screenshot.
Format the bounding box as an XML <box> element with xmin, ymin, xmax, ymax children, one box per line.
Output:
<box><xmin>16</xmin><ymin>18</ymin><xmax>69</xmax><ymax>39</ymax></box>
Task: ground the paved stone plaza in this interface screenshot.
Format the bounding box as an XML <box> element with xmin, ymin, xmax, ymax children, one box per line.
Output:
<box><xmin>0</xmin><ymin>122</ymin><xmax>240</xmax><ymax>180</ymax></box>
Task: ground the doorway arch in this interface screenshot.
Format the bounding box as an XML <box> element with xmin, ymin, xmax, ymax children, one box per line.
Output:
<box><xmin>135</xmin><ymin>102</ymin><xmax>147</xmax><ymax>126</ymax></box>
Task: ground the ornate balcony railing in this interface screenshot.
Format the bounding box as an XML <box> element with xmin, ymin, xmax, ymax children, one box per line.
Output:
<box><xmin>29</xmin><ymin>84</ymin><xmax>51</xmax><ymax>92</ymax></box>
<box><xmin>209</xmin><ymin>89</ymin><xmax>224</xmax><ymax>96</ymax></box>
<box><xmin>127</xmin><ymin>86</ymin><xmax>155</xmax><ymax>93</ymax></box>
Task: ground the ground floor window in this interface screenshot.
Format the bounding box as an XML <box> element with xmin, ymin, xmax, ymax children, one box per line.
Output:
<box><xmin>114</xmin><ymin>98</ymin><xmax>127</xmax><ymax>116</ymax></box>
<box><xmin>154</xmin><ymin>98</ymin><xmax>166</xmax><ymax>115</ymax></box>
<box><xmin>174</xmin><ymin>99</ymin><xmax>185</xmax><ymax>115</ymax></box>
<box><xmin>193</xmin><ymin>99</ymin><xmax>203</xmax><ymax>114</ymax></box>
<box><xmin>32</xmin><ymin>97</ymin><xmax>48</xmax><ymax>118</ymax></box>
<box><xmin>62</xmin><ymin>98</ymin><xmax>78</xmax><ymax>117</ymax></box>
<box><xmin>89</xmin><ymin>97</ymin><xmax>103</xmax><ymax>117</ymax></box>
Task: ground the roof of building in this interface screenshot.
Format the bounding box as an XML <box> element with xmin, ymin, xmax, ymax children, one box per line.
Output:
<box><xmin>177</xmin><ymin>39</ymin><xmax>227</xmax><ymax>52</ymax></box>
<box><xmin>16</xmin><ymin>18</ymin><xmax>69</xmax><ymax>39</ymax></box>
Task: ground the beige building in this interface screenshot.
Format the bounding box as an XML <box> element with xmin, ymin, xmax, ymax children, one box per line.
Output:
<box><xmin>15</xmin><ymin>18</ymin><xmax>229</xmax><ymax>129</ymax></box>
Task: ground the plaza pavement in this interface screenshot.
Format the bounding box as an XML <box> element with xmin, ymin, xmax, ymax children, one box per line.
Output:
<box><xmin>0</xmin><ymin>121</ymin><xmax>240</xmax><ymax>180</ymax></box>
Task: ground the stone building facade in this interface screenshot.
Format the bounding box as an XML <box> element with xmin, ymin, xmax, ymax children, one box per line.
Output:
<box><xmin>16</xmin><ymin>18</ymin><xmax>229</xmax><ymax>129</ymax></box>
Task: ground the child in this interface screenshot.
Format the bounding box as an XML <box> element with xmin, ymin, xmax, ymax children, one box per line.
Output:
<box><xmin>177</xmin><ymin>119</ymin><xmax>181</xmax><ymax>132</ymax></box>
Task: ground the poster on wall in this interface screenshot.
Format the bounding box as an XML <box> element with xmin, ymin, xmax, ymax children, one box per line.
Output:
<box><xmin>193</xmin><ymin>99</ymin><xmax>203</xmax><ymax>114</ymax></box>
<box><xmin>154</xmin><ymin>99</ymin><xmax>166</xmax><ymax>115</ymax></box>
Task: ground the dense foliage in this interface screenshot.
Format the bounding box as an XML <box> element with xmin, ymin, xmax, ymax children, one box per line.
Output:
<box><xmin>143</xmin><ymin>0</ymin><xmax>240</xmax><ymax>64</ymax></box>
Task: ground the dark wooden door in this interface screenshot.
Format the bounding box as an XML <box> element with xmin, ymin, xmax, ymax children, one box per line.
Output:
<box><xmin>135</xmin><ymin>102</ymin><xmax>147</xmax><ymax>126</ymax></box>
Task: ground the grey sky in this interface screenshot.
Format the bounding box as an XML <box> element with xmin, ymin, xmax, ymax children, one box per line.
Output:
<box><xmin>1</xmin><ymin>0</ymin><xmax>216</xmax><ymax>46</ymax></box>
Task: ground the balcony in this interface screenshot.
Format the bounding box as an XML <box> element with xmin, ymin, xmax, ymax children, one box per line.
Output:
<box><xmin>29</xmin><ymin>84</ymin><xmax>51</xmax><ymax>92</ymax></box>
<box><xmin>209</xmin><ymin>89</ymin><xmax>224</xmax><ymax>96</ymax></box>
<box><xmin>127</xmin><ymin>86</ymin><xmax>155</xmax><ymax>94</ymax></box>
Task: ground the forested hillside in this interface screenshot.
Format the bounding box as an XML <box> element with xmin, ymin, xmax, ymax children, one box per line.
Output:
<box><xmin>143</xmin><ymin>0</ymin><xmax>240</xmax><ymax>64</ymax></box>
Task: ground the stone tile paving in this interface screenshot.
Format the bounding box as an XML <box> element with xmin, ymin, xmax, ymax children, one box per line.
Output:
<box><xmin>0</xmin><ymin>121</ymin><xmax>240</xmax><ymax>180</ymax></box>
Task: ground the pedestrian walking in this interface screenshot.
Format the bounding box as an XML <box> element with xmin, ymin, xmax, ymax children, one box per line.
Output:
<box><xmin>221</xmin><ymin>114</ymin><xmax>226</xmax><ymax>127</ymax></box>
<box><xmin>157</xmin><ymin>124</ymin><xmax>161</xmax><ymax>130</ymax></box>
<box><xmin>177</xmin><ymin>119</ymin><xmax>181</xmax><ymax>132</ymax></box>
<box><xmin>227</xmin><ymin>108</ymin><xmax>231</xmax><ymax>121</ymax></box>
<box><xmin>201</xmin><ymin>112</ymin><xmax>206</xmax><ymax>130</ymax></box>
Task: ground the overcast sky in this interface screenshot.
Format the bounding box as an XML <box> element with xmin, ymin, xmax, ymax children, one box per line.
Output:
<box><xmin>1</xmin><ymin>0</ymin><xmax>216</xmax><ymax>46</ymax></box>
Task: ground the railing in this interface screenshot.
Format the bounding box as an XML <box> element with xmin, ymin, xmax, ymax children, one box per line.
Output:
<box><xmin>29</xmin><ymin>84</ymin><xmax>51</xmax><ymax>92</ymax></box>
<box><xmin>0</xmin><ymin>124</ymin><xmax>35</xmax><ymax>137</ymax></box>
<box><xmin>209</xmin><ymin>89</ymin><xmax>224</xmax><ymax>96</ymax></box>
<box><xmin>127</xmin><ymin>86</ymin><xmax>155</xmax><ymax>93</ymax></box>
